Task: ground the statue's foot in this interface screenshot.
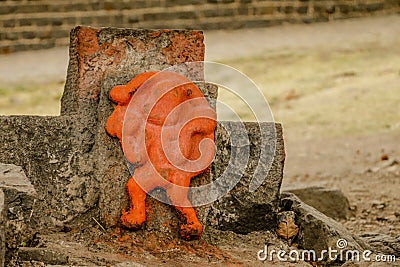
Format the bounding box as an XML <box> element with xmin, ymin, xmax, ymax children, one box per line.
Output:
<box><xmin>179</xmin><ymin>221</ymin><xmax>203</xmax><ymax>240</ymax></box>
<box><xmin>120</xmin><ymin>209</ymin><xmax>145</xmax><ymax>229</ymax></box>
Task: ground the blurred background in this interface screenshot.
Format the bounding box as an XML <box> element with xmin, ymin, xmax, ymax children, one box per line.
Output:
<box><xmin>0</xmin><ymin>0</ymin><xmax>400</xmax><ymax>237</ymax></box>
<box><xmin>0</xmin><ymin>0</ymin><xmax>397</xmax><ymax>53</ymax></box>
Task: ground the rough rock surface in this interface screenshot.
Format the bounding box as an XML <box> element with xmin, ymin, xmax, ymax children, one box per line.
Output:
<box><xmin>280</xmin><ymin>192</ymin><xmax>369</xmax><ymax>264</ymax></box>
<box><xmin>59</xmin><ymin>26</ymin><xmax>209</xmax><ymax>229</ymax></box>
<box><xmin>282</xmin><ymin>186</ymin><xmax>352</xmax><ymax>220</ymax></box>
<box><xmin>360</xmin><ymin>232</ymin><xmax>400</xmax><ymax>257</ymax></box>
<box><xmin>0</xmin><ymin>163</ymin><xmax>37</xmax><ymax>263</ymax></box>
<box><xmin>207</xmin><ymin>121</ymin><xmax>284</xmax><ymax>233</ymax></box>
<box><xmin>17</xmin><ymin>247</ymin><xmax>69</xmax><ymax>265</ymax></box>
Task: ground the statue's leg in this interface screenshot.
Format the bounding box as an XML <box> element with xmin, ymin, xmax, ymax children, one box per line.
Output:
<box><xmin>166</xmin><ymin>174</ymin><xmax>203</xmax><ymax>240</ymax></box>
<box><xmin>120</xmin><ymin>176</ymin><xmax>147</xmax><ymax>229</ymax></box>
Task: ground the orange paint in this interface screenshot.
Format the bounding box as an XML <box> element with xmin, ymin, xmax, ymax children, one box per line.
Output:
<box><xmin>77</xmin><ymin>27</ymin><xmax>100</xmax><ymax>59</ymax></box>
<box><xmin>76</xmin><ymin>27</ymin><xmax>128</xmax><ymax>103</ymax></box>
<box><xmin>162</xmin><ymin>31</ymin><xmax>205</xmax><ymax>64</ymax></box>
<box><xmin>105</xmin><ymin>71</ymin><xmax>216</xmax><ymax>240</ymax></box>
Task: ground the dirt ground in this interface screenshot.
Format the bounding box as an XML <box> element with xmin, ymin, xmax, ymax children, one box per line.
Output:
<box><xmin>1</xmin><ymin>15</ymin><xmax>399</xmax><ymax>266</ymax></box>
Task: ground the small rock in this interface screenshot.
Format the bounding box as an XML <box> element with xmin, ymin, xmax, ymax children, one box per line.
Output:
<box><xmin>282</xmin><ymin>186</ymin><xmax>352</xmax><ymax>220</ymax></box>
<box><xmin>376</xmin><ymin>216</ymin><xmax>389</xmax><ymax>222</ymax></box>
<box><xmin>371</xmin><ymin>200</ymin><xmax>386</xmax><ymax>210</ymax></box>
<box><xmin>18</xmin><ymin>247</ymin><xmax>68</xmax><ymax>265</ymax></box>
<box><xmin>380</xmin><ymin>154</ymin><xmax>389</xmax><ymax>161</ymax></box>
<box><xmin>20</xmin><ymin>261</ymin><xmax>45</xmax><ymax>267</ymax></box>
<box><xmin>368</xmin><ymin>159</ymin><xmax>399</xmax><ymax>173</ymax></box>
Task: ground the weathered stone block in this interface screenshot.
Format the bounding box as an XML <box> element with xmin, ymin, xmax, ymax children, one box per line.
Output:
<box><xmin>0</xmin><ymin>27</ymin><xmax>210</xmax><ymax>236</ymax></box>
<box><xmin>19</xmin><ymin>18</ymin><xmax>32</xmax><ymax>27</ymax></box>
<box><xmin>207</xmin><ymin>121</ymin><xmax>284</xmax><ymax>233</ymax></box>
<box><xmin>0</xmin><ymin>116</ymin><xmax>98</xmax><ymax>230</ymax></box>
<box><xmin>165</xmin><ymin>0</ymin><xmax>206</xmax><ymax>7</ymax></box>
<box><xmin>5</xmin><ymin>32</ymin><xmax>18</xmax><ymax>41</ymax></box>
<box><xmin>61</xmin><ymin>27</ymin><xmax>205</xmax><ymax>117</ymax></box>
<box><xmin>297</xmin><ymin>5</ymin><xmax>309</xmax><ymax>14</ymax></box>
<box><xmin>0</xmin><ymin>163</ymin><xmax>37</xmax><ymax>264</ymax></box>
<box><xmin>58</xmin><ymin>27</ymin><xmax>206</xmax><ymax>228</ymax></box>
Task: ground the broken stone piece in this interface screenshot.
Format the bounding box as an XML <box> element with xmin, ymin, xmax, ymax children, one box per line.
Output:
<box><xmin>0</xmin><ymin>164</ymin><xmax>36</xmax><ymax>197</ymax></box>
<box><xmin>0</xmin><ymin>163</ymin><xmax>37</xmax><ymax>264</ymax></box>
<box><xmin>282</xmin><ymin>186</ymin><xmax>352</xmax><ymax>220</ymax></box>
<box><xmin>280</xmin><ymin>192</ymin><xmax>369</xmax><ymax>264</ymax></box>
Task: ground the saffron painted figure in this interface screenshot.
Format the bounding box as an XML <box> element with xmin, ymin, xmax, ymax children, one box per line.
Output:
<box><xmin>105</xmin><ymin>71</ymin><xmax>216</xmax><ymax>240</ymax></box>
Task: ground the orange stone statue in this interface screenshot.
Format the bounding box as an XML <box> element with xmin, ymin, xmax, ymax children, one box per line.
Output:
<box><xmin>105</xmin><ymin>71</ymin><xmax>216</xmax><ymax>240</ymax></box>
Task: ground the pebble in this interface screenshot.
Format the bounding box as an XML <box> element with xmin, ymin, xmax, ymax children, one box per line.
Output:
<box><xmin>371</xmin><ymin>200</ymin><xmax>386</xmax><ymax>210</ymax></box>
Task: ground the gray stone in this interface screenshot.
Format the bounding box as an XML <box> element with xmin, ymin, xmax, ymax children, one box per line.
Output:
<box><xmin>18</xmin><ymin>247</ymin><xmax>68</xmax><ymax>265</ymax></box>
<box><xmin>280</xmin><ymin>192</ymin><xmax>369</xmax><ymax>264</ymax></box>
<box><xmin>207</xmin><ymin>121</ymin><xmax>284</xmax><ymax>234</ymax></box>
<box><xmin>0</xmin><ymin>164</ymin><xmax>36</xmax><ymax>197</ymax></box>
<box><xmin>0</xmin><ymin>190</ymin><xmax>5</xmax><ymax>267</ymax></box>
<box><xmin>282</xmin><ymin>186</ymin><xmax>352</xmax><ymax>220</ymax></box>
<box><xmin>0</xmin><ymin>163</ymin><xmax>38</xmax><ymax>263</ymax></box>
<box><xmin>360</xmin><ymin>233</ymin><xmax>400</xmax><ymax>257</ymax></box>
<box><xmin>0</xmin><ymin>116</ymin><xmax>98</xmax><ymax>230</ymax></box>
